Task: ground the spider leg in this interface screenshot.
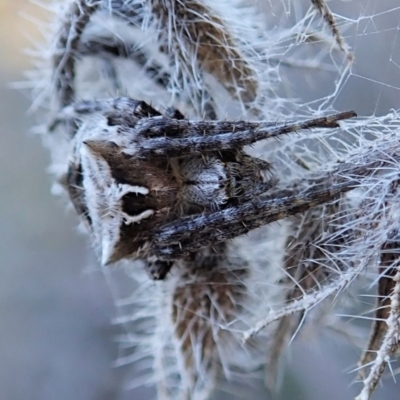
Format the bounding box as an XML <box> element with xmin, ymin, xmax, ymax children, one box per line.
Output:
<box><xmin>54</xmin><ymin>97</ymin><xmax>355</xmax><ymax>158</ymax></box>
<box><xmin>133</xmin><ymin>111</ymin><xmax>357</xmax><ymax>158</ymax></box>
<box><xmin>49</xmin><ymin>98</ymin><xmax>162</xmax><ymax>131</ymax></box>
<box><xmin>152</xmin><ymin>179</ymin><xmax>357</xmax><ymax>260</ymax></box>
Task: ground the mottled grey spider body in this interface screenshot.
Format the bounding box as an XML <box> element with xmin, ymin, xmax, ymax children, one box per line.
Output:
<box><xmin>62</xmin><ymin>97</ymin><xmax>355</xmax><ymax>279</ymax></box>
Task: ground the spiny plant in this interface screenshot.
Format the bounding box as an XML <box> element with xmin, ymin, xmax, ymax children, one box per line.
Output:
<box><xmin>27</xmin><ymin>0</ymin><xmax>400</xmax><ymax>399</ymax></box>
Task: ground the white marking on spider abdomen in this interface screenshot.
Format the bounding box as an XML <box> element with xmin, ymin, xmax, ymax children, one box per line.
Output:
<box><xmin>116</xmin><ymin>184</ymin><xmax>154</xmax><ymax>223</ymax></box>
<box><xmin>122</xmin><ymin>209</ymin><xmax>154</xmax><ymax>224</ymax></box>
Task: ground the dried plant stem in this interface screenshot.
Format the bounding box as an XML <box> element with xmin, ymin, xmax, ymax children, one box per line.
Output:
<box><xmin>265</xmin><ymin>201</ymin><xmax>348</xmax><ymax>387</ymax></box>
<box><xmin>53</xmin><ymin>0</ymin><xmax>100</xmax><ymax>108</ymax></box>
<box><xmin>355</xmin><ymin>269</ymin><xmax>400</xmax><ymax>400</ymax></box>
<box><xmin>170</xmin><ymin>245</ymin><xmax>248</xmax><ymax>400</ymax></box>
<box><xmin>310</xmin><ymin>0</ymin><xmax>353</xmax><ymax>61</ymax></box>
<box><xmin>358</xmin><ymin>250</ymin><xmax>399</xmax><ymax>379</ymax></box>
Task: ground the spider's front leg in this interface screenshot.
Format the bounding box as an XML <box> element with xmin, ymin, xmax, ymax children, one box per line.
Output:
<box><xmin>54</xmin><ymin>97</ymin><xmax>356</xmax><ymax>158</ymax></box>
<box><xmin>120</xmin><ymin>109</ymin><xmax>357</xmax><ymax>158</ymax></box>
<box><xmin>152</xmin><ymin>178</ymin><xmax>358</xmax><ymax>260</ymax></box>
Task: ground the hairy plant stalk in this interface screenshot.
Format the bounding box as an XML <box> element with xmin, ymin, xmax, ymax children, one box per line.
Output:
<box><xmin>53</xmin><ymin>0</ymin><xmax>100</xmax><ymax>108</ymax></box>
<box><xmin>356</xmin><ymin>268</ymin><xmax>400</xmax><ymax>400</ymax></box>
<box><xmin>310</xmin><ymin>0</ymin><xmax>353</xmax><ymax>61</ymax></box>
<box><xmin>265</xmin><ymin>200</ymin><xmax>349</xmax><ymax>387</ymax></box>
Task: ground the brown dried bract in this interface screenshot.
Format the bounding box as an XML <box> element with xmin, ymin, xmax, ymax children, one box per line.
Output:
<box><xmin>148</xmin><ymin>0</ymin><xmax>258</xmax><ymax>104</ymax></box>
<box><xmin>266</xmin><ymin>201</ymin><xmax>348</xmax><ymax>387</ymax></box>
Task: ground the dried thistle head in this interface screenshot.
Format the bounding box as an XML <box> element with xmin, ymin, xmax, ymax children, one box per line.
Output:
<box><xmin>28</xmin><ymin>1</ymin><xmax>400</xmax><ymax>400</ymax></box>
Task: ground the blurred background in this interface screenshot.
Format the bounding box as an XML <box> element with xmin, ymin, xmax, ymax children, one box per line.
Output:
<box><xmin>0</xmin><ymin>1</ymin><xmax>134</xmax><ymax>399</ymax></box>
<box><xmin>0</xmin><ymin>1</ymin><xmax>399</xmax><ymax>399</ymax></box>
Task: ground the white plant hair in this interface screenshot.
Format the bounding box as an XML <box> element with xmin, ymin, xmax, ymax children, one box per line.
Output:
<box><xmin>27</xmin><ymin>0</ymin><xmax>400</xmax><ymax>399</ymax></box>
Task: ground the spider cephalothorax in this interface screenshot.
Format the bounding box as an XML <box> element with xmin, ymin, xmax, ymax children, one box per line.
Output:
<box><xmin>61</xmin><ymin>97</ymin><xmax>355</xmax><ymax>279</ymax></box>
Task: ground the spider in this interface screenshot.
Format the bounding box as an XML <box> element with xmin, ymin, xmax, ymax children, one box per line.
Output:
<box><xmin>60</xmin><ymin>97</ymin><xmax>356</xmax><ymax>279</ymax></box>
